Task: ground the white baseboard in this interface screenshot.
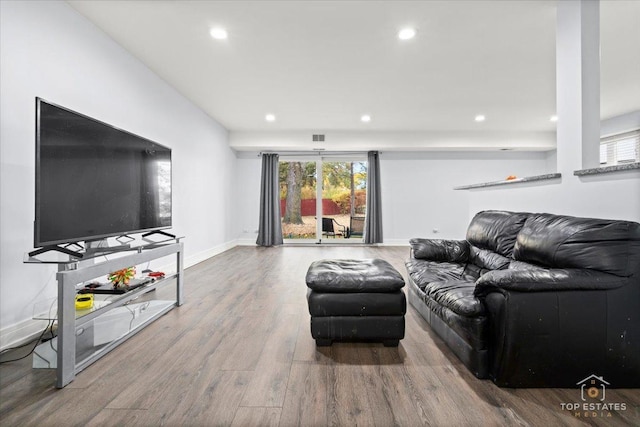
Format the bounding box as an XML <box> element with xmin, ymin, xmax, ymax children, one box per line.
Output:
<box><xmin>184</xmin><ymin>240</ymin><xmax>240</xmax><ymax>268</ymax></box>
<box><xmin>0</xmin><ymin>318</ymin><xmax>50</xmax><ymax>352</ymax></box>
<box><xmin>236</xmin><ymin>238</ymin><xmax>257</xmax><ymax>246</ymax></box>
<box><xmin>381</xmin><ymin>239</ymin><xmax>410</xmax><ymax>246</ymax></box>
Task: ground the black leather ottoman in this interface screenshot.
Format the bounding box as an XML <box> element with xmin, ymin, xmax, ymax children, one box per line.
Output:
<box><xmin>306</xmin><ymin>259</ymin><xmax>406</xmax><ymax>347</ymax></box>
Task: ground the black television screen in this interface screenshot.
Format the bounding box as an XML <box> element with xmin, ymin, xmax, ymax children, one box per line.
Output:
<box><xmin>34</xmin><ymin>98</ymin><xmax>172</xmax><ymax>248</ymax></box>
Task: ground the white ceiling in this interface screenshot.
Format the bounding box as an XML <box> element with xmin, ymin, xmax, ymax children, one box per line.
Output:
<box><xmin>67</xmin><ymin>0</ymin><xmax>640</xmax><ymax>151</ymax></box>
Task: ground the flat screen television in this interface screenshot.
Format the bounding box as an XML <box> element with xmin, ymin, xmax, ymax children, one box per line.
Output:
<box><xmin>33</xmin><ymin>98</ymin><xmax>172</xmax><ymax>254</ymax></box>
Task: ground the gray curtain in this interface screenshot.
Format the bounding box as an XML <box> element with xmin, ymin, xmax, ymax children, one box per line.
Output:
<box><xmin>364</xmin><ymin>151</ymin><xmax>383</xmax><ymax>244</ymax></box>
<box><xmin>256</xmin><ymin>153</ymin><xmax>283</xmax><ymax>246</ymax></box>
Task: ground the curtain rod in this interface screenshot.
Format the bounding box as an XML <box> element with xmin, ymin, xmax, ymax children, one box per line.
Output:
<box><xmin>259</xmin><ymin>150</ymin><xmax>372</xmax><ymax>157</ymax></box>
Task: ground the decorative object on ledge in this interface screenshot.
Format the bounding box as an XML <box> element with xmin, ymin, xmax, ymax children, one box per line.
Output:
<box><xmin>574</xmin><ymin>162</ymin><xmax>640</xmax><ymax>176</ymax></box>
<box><xmin>109</xmin><ymin>266</ymin><xmax>136</xmax><ymax>289</ymax></box>
<box><xmin>506</xmin><ymin>175</ymin><xmax>517</xmax><ymax>181</ymax></box>
<box><xmin>454</xmin><ymin>173</ymin><xmax>562</xmax><ymax>190</ymax></box>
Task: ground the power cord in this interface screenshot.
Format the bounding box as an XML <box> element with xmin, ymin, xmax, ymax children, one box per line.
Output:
<box><xmin>1</xmin><ymin>298</ymin><xmax>58</xmax><ymax>364</ymax></box>
<box><xmin>0</xmin><ymin>319</ymin><xmax>56</xmax><ymax>364</ymax></box>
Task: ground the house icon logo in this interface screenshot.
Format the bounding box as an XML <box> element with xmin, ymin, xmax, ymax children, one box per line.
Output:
<box><xmin>577</xmin><ymin>374</ymin><xmax>609</xmax><ymax>402</ymax></box>
<box><xmin>560</xmin><ymin>374</ymin><xmax>626</xmax><ymax>417</ymax></box>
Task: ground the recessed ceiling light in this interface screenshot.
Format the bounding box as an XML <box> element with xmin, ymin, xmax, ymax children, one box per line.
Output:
<box><xmin>361</xmin><ymin>115</ymin><xmax>371</xmax><ymax>123</ymax></box>
<box><xmin>550</xmin><ymin>115</ymin><xmax>558</xmax><ymax>122</ymax></box>
<box><xmin>210</xmin><ymin>28</ymin><xmax>228</xmax><ymax>40</ymax></box>
<box><xmin>265</xmin><ymin>114</ymin><xmax>276</xmax><ymax>122</ymax></box>
<box><xmin>398</xmin><ymin>28</ymin><xmax>416</xmax><ymax>40</ymax></box>
<box><xmin>475</xmin><ymin>115</ymin><xmax>486</xmax><ymax>122</ymax></box>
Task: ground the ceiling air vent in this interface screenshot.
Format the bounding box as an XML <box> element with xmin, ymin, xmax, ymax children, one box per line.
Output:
<box><xmin>312</xmin><ymin>134</ymin><xmax>325</xmax><ymax>142</ymax></box>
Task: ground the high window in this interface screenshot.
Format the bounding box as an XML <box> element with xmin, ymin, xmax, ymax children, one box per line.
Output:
<box><xmin>599</xmin><ymin>130</ymin><xmax>640</xmax><ymax>166</ymax></box>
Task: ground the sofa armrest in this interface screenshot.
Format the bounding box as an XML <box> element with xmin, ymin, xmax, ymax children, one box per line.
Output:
<box><xmin>409</xmin><ymin>238</ymin><xmax>469</xmax><ymax>263</ymax></box>
<box><xmin>474</xmin><ymin>268</ymin><xmax>628</xmax><ymax>296</ymax></box>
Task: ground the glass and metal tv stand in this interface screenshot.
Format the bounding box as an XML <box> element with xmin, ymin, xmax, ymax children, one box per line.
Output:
<box><xmin>24</xmin><ymin>236</ymin><xmax>184</xmax><ymax>388</ymax></box>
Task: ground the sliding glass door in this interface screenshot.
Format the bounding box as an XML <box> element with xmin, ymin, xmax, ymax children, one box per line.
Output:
<box><xmin>320</xmin><ymin>160</ymin><xmax>367</xmax><ymax>243</ymax></box>
<box><xmin>279</xmin><ymin>160</ymin><xmax>318</xmax><ymax>243</ymax></box>
<box><xmin>279</xmin><ymin>156</ymin><xmax>367</xmax><ymax>243</ymax></box>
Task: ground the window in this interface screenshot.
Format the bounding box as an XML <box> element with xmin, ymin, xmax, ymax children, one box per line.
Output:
<box><xmin>599</xmin><ymin>130</ymin><xmax>640</xmax><ymax>166</ymax></box>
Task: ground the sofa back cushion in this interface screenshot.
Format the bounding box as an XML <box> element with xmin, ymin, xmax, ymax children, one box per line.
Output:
<box><xmin>466</xmin><ymin>211</ymin><xmax>529</xmax><ymax>258</ymax></box>
<box><xmin>513</xmin><ymin>213</ymin><xmax>640</xmax><ymax>277</ymax></box>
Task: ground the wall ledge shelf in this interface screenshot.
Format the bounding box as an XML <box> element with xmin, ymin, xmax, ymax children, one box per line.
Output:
<box><xmin>573</xmin><ymin>162</ymin><xmax>640</xmax><ymax>176</ymax></box>
<box><xmin>454</xmin><ymin>173</ymin><xmax>562</xmax><ymax>190</ymax></box>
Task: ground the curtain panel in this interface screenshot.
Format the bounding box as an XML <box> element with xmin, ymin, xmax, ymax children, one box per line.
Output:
<box><xmin>256</xmin><ymin>153</ymin><xmax>283</xmax><ymax>246</ymax></box>
<box><xmin>364</xmin><ymin>151</ymin><xmax>383</xmax><ymax>244</ymax></box>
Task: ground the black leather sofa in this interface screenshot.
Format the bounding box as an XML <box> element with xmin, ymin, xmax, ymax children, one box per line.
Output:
<box><xmin>405</xmin><ymin>210</ymin><xmax>640</xmax><ymax>387</ymax></box>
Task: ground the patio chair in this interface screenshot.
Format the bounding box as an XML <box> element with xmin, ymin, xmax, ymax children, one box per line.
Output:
<box><xmin>349</xmin><ymin>216</ymin><xmax>365</xmax><ymax>238</ymax></box>
<box><xmin>322</xmin><ymin>217</ymin><xmax>347</xmax><ymax>238</ymax></box>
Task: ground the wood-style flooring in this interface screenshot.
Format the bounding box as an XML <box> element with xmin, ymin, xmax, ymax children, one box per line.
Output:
<box><xmin>1</xmin><ymin>245</ymin><xmax>638</xmax><ymax>426</ymax></box>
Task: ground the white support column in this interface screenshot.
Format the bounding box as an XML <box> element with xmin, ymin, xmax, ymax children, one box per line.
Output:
<box><xmin>556</xmin><ymin>0</ymin><xmax>600</xmax><ymax>172</ymax></box>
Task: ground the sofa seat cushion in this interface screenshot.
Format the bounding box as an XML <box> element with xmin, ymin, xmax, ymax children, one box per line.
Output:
<box><xmin>424</xmin><ymin>298</ymin><xmax>488</xmax><ymax>350</ymax></box>
<box><xmin>423</xmin><ymin>280</ymin><xmax>485</xmax><ymax>317</ymax></box>
<box><xmin>405</xmin><ymin>259</ymin><xmax>478</xmax><ymax>292</ymax></box>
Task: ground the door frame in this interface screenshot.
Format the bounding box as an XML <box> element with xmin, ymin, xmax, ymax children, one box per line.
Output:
<box><xmin>280</xmin><ymin>155</ymin><xmax>367</xmax><ymax>244</ymax></box>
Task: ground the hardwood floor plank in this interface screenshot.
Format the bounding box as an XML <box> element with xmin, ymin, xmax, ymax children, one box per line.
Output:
<box><xmin>231</xmin><ymin>406</ymin><xmax>281</xmax><ymax>427</ymax></box>
<box><xmin>165</xmin><ymin>370</ymin><xmax>251</xmax><ymax>426</ymax></box>
<box><xmin>144</xmin><ymin>340</ymin><xmax>248</xmax><ymax>422</ymax></box>
<box><xmin>240</xmin><ymin>311</ymin><xmax>300</xmax><ymax>407</ymax></box>
<box><xmin>327</xmin><ymin>345</ymin><xmax>377</xmax><ymax>426</ymax></box>
<box><xmin>219</xmin><ymin>314</ymin><xmax>271</xmax><ymax>371</ymax></box>
<box><xmin>84</xmin><ymin>409</ymin><xmax>162</xmax><ymax>427</ymax></box>
<box><xmin>66</xmin><ymin>314</ymin><xmax>205</xmax><ymax>390</ymax></box>
<box><xmin>0</xmin><ymin>368</ymin><xmax>56</xmax><ymax>417</ymax></box>
<box><xmin>104</xmin><ymin>326</ymin><xmax>221</xmax><ymax>410</ymax></box>
<box><xmin>279</xmin><ymin>362</ymin><xmax>328</xmax><ymax>427</ymax></box>
<box><xmin>6</xmin><ymin>387</ymin><xmax>116</xmax><ymax>427</ymax></box>
<box><xmin>356</xmin><ymin>346</ymin><xmax>427</xmax><ymax>427</ymax></box>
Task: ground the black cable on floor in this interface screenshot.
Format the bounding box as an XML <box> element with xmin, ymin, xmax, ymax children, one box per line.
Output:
<box><xmin>0</xmin><ymin>319</ymin><xmax>55</xmax><ymax>364</ymax></box>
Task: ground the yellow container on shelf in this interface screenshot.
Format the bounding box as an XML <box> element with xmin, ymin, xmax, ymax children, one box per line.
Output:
<box><xmin>75</xmin><ymin>293</ymin><xmax>94</xmax><ymax>310</ymax></box>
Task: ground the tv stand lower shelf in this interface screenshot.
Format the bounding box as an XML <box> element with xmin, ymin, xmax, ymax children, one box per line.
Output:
<box><xmin>29</xmin><ymin>241</ymin><xmax>184</xmax><ymax>388</ymax></box>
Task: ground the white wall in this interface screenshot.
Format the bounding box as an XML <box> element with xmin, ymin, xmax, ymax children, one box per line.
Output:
<box><xmin>233</xmin><ymin>151</ymin><xmax>551</xmax><ymax>244</ymax></box>
<box><xmin>381</xmin><ymin>151</ymin><xmax>550</xmax><ymax>242</ymax></box>
<box><xmin>234</xmin><ymin>154</ymin><xmax>263</xmax><ymax>244</ymax></box>
<box><xmin>466</xmin><ymin>109</ymin><xmax>640</xmax><ymax>221</ymax></box>
<box><xmin>234</xmin><ymin>146</ymin><xmax>638</xmax><ymax>248</ymax></box>
<box><xmin>467</xmin><ymin>113</ymin><xmax>640</xmax><ymax>222</ymax></box>
<box><xmin>0</xmin><ymin>1</ymin><xmax>236</xmax><ymax>347</ymax></box>
<box><xmin>468</xmin><ymin>171</ymin><xmax>640</xmax><ymax>222</ymax></box>
<box><xmin>601</xmin><ymin>110</ymin><xmax>640</xmax><ymax>137</ymax></box>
